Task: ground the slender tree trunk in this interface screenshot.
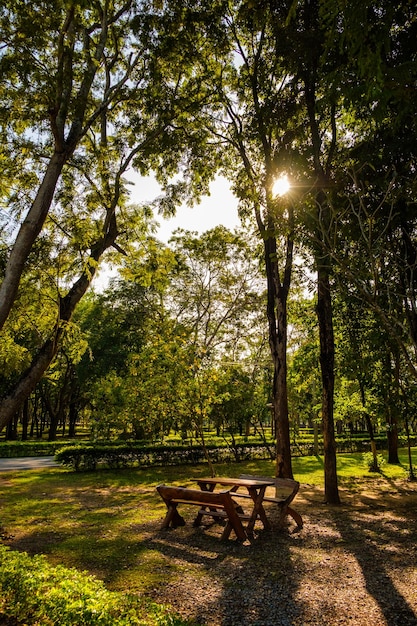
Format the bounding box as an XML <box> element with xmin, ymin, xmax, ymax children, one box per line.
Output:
<box><xmin>0</xmin><ymin>151</ymin><xmax>67</xmax><ymax>330</ymax></box>
<box><xmin>387</xmin><ymin>353</ymin><xmax>400</xmax><ymax>464</ymax></box>
<box><xmin>68</xmin><ymin>399</ymin><xmax>78</xmax><ymax>438</ymax></box>
<box><xmin>387</xmin><ymin>407</ymin><xmax>400</xmax><ymax>464</ymax></box>
<box><xmin>273</xmin><ymin>287</ymin><xmax>292</xmax><ymax>478</ymax></box>
<box><xmin>317</xmin><ymin>266</ymin><xmax>340</xmax><ymax>504</ymax></box>
<box><xmin>262</xmin><ymin>232</ymin><xmax>293</xmax><ymax>479</ymax></box>
<box><xmin>364</xmin><ymin>413</ymin><xmax>379</xmax><ymax>471</ymax></box>
<box><xmin>313</xmin><ymin>419</ymin><xmax>319</xmax><ymax>456</ymax></box>
<box><xmin>301</xmin><ymin>0</ymin><xmax>340</xmax><ymax>504</ymax></box>
<box><xmin>404</xmin><ymin>413</ymin><xmax>416</xmax><ymax>480</ymax></box>
<box><xmin>21</xmin><ymin>399</ymin><xmax>29</xmax><ymax>441</ymax></box>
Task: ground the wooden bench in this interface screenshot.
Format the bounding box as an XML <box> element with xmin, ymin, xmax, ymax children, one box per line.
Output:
<box><xmin>156</xmin><ymin>484</ymin><xmax>248</xmax><ymax>541</ymax></box>
<box><xmin>238</xmin><ymin>474</ymin><xmax>303</xmax><ymax>529</ymax></box>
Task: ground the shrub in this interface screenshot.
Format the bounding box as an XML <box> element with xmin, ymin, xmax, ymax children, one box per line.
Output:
<box><xmin>54</xmin><ymin>442</ymin><xmax>274</xmax><ymax>471</ymax></box>
<box><xmin>363</xmin><ymin>451</ymin><xmax>386</xmax><ymax>473</ymax></box>
<box><xmin>0</xmin><ymin>545</ymin><xmax>188</xmax><ymax>626</ymax></box>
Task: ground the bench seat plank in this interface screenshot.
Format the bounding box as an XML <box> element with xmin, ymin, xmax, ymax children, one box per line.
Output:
<box><xmin>157</xmin><ymin>484</ymin><xmax>247</xmax><ymax>541</ymax></box>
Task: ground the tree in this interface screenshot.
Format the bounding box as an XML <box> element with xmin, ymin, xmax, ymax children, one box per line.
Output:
<box><xmin>314</xmin><ymin>0</ymin><xmax>417</xmax><ymax>471</ymax></box>
<box><xmin>126</xmin><ymin>227</ymin><xmax>266</xmax><ymax>437</ymax></box>
<box><xmin>0</xmin><ymin>0</ymin><xmax>223</xmax><ymax>431</ymax></box>
<box><xmin>184</xmin><ymin>2</ymin><xmax>309</xmax><ymax>478</ymax></box>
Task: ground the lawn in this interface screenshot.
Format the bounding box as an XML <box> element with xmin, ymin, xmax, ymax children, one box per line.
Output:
<box><xmin>1</xmin><ymin>449</ymin><xmax>416</xmax><ymax>625</ymax></box>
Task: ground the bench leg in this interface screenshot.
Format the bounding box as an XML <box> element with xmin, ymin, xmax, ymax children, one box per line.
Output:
<box><xmin>286</xmin><ymin>506</ymin><xmax>303</xmax><ymax>528</ymax></box>
<box><xmin>193</xmin><ymin>510</ymin><xmax>204</xmax><ymax>527</ymax></box>
<box><xmin>221</xmin><ymin>520</ymin><xmax>234</xmax><ymax>541</ymax></box>
<box><xmin>223</xmin><ymin>501</ymin><xmax>248</xmax><ymax>542</ymax></box>
<box><xmin>161</xmin><ymin>504</ymin><xmax>186</xmax><ymax>529</ymax></box>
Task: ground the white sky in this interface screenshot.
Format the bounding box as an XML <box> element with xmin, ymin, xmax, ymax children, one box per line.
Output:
<box><xmin>129</xmin><ymin>172</ymin><xmax>241</xmax><ymax>242</ymax></box>
<box><xmin>94</xmin><ymin>173</ymin><xmax>241</xmax><ymax>289</ymax></box>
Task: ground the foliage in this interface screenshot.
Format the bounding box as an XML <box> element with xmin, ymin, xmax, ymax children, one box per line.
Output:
<box><xmin>54</xmin><ymin>441</ymin><xmax>272</xmax><ymax>471</ymax></box>
<box><xmin>0</xmin><ymin>440</ymin><xmax>77</xmax><ymax>457</ymax></box>
<box><xmin>77</xmin><ymin>228</ymin><xmax>269</xmax><ymax>441</ymax></box>
<box><xmin>0</xmin><ymin>0</ymin><xmax>227</xmax><ymax>430</ymax></box>
<box><xmin>363</xmin><ymin>451</ymin><xmax>386</xmax><ymax>473</ymax></box>
<box><xmin>0</xmin><ymin>545</ymin><xmax>188</xmax><ymax>626</ymax></box>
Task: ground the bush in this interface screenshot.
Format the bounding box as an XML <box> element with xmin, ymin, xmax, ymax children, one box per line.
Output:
<box><xmin>54</xmin><ymin>442</ymin><xmax>274</xmax><ymax>471</ymax></box>
<box><xmin>0</xmin><ymin>441</ymin><xmax>74</xmax><ymax>458</ymax></box>
<box><xmin>363</xmin><ymin>451</ymin><xmax>386</xmax><ymax>473</ymax></box>
<box><xmin>0</xmin><ymin>545</ymin><xmax>188</xmax><ymax>626</ymax></box>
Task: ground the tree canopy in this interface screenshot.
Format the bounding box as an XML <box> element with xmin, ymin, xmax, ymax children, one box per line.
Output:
<box><xmin>1</xmin><ymin>0</ymin><xmax>416</xmax><ymax>489</ymax></box>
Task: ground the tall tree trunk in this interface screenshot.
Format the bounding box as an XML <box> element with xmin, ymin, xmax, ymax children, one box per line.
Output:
<box><xmin>68</xmin><ymin>396</ymin><xmax>78</xmax><ymax>438</ymax></box>
<box><xmin>387</xmin><ymin>352</ymin><xmax>400</xmax><ymax>464</ymax></box>
<box><xmin>273</xmin><ymin>281</ymin><xmax>292</xmax><ymax>478</ymax></box>
<box><xmin>387</xmin><ymin>406</ymin><xmax>400</xmax><ymax>464</ymax></box>
<box><xmin>317</xmin><ymin>265</ymin><xmax>340</xmax><ymax>504</ymax></box>
<box><xmin>262</xmin><ymin>230</ymin><xmax>293</xmax><ymax>479</ymax></box>
<box><xmin>0</xmin><ymin>151</ymin><xmax>67</xmax><ymax>330</ymax></box>
<box><xmin>21</xmin><ymin>399</ymin><xmax>29</xmax><ymax>441</ymax></box>
<box><xmin>301</xmin><ymin>0</ymin><xmax>340</xmax><ymax>504</ymax></box>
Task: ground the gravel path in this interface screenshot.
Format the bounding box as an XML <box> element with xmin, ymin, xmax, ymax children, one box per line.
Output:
<box><xmin>145</xmin><ymin>480</ymin><xmax>417</xmax><ymax>626</ymax></box>
<box><xmin>0</xmin><ymin>456</ymin><xmax>59</xmax><ymax>471</ymax></box>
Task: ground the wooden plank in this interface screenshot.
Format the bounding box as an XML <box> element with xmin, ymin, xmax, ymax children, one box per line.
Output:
<box><xmin>156</xmin><ymin>484</ymin><xmax>247</xmax><ymax>541</ymax></box>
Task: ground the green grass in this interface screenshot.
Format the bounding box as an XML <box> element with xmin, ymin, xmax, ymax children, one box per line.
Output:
<box><xmin>293</xmin><ymin>449</ymin><xmax>412</xmax><ymax>483</ymax></box>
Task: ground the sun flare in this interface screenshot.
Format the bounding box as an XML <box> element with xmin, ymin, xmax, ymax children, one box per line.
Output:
<box><xmin>272</xmin><ymin>174</ymin><xmax>291</xmax><ymax>197</ymax></box>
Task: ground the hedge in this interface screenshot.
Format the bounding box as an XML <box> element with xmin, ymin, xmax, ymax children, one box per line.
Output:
<box><xmin>0</xmin><ymin>439</ymin><xmax>149</xmax><ymax>458</ymax></box>
<box><xmin>53</xmin><ymin>435</ymin><xmax>411</xmax><ymax>471</ymax></box>
<box><xmin>0</xmin><ymin>440</ymin><xmax>74</xmax><ymax>458</ymax></box>
<box><xmin>3</xmin><ymin>434</ymin><xmax>415</xmax><ymax>468</ymax></box>
<box><xmin>54</xmin><ymin>442</ymin><xmax>273</xmax><ymax>470</ymax></box>
<box><xmin>0</xmin><ymin>545</ymin><xmax>188</xmax><ymax>626</ymax></box>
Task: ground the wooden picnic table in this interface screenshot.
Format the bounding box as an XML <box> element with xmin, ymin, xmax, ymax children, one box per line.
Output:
<box><xmin>193</xmin><ymin>476</ymin><xmax>275</xmax><ymax>537</ymax></box>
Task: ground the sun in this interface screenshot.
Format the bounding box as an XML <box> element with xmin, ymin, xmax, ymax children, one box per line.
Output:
<box><xmin>272</xmin><ymin>174</ymin><xmax>291</xmax><ymax>197</ymax></box>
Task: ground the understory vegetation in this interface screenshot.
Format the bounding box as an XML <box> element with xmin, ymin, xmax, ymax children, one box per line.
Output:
<box><xmin>0</xmin><ymin>545</ymin><xmax>187</xmax><ymax>626</ymax></box>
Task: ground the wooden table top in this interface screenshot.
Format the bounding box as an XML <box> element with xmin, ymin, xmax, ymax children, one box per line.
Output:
<box><xmin>194</xmin><ymin>477</ymin><xmax>275</xmax><ymax>488</ymax></box>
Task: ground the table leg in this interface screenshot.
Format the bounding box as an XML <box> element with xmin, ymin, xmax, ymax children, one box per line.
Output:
<box><xmin>193</xmin><ymin>481</ymin><xmax>221</xmax><ymax>527</ymax></box>
<box><xmin>246</xmin><ymin>486</ymin><xmax>271</xmax><ymax>536</ymax></box>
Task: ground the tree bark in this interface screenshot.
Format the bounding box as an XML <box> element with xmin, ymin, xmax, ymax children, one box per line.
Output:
<box><xmin>21</xmin><ymin>399</ymin><xmax>29</xmax><ymax>441</ymax></box>
<box><xmin>387</xmin><ymin>409</ymin><xmax>400</xmax><ymax>464</ymax></box>
<box><xmin>317</xmin><ymin>265</ymin><xmax>340</xmax><ymax>504</ymax></box>
<box><xmin>0</xmin><ymin>151</ymin><xmax>67</xmax><ymax>330</ymax></box>
<box><xmin>273</xmin><ymin>280</ymin><xmax>292</xmax><ymax>478</ymax></box>
<box><xmin>262</xmin><ymin>229</ymin><xmax>293</xmax><ymax>479</ymax></box>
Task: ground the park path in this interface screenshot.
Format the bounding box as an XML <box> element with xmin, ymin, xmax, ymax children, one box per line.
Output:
<box><xmin>0</xmin><ymin>456</ymin><xmax>59</xmax><ymax>471</ymax></box>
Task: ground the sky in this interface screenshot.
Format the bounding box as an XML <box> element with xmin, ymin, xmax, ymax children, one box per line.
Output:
<box><xmin>129</xmin><ymin>172</ymin><xmax>241</xmax><ymax>242</ymax></box>
<box><xmin>94</xmin><ymin>173</ymin><xmax>241</xmax><ymax>289</ymax></box>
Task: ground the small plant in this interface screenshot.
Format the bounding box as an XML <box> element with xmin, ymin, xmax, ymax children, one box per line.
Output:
<box><xmin>0</xmin><ymin>545</ymin><xmax>189</xmax><ymax>626</ymax></box>
<box><xmin>363</xmin><ymin>451</ymin><xmax>385</xmax><ymax>473</ymax></box>
<box><xmin>407</xmin><ymin>466</ymin><xmax>417</xmax><ymax>481</ymax></box>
